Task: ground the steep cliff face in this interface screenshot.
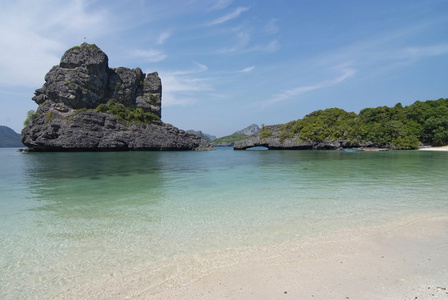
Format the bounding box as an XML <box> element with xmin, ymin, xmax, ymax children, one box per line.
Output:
<box><xmin>22</xmin><ymin>43</ymin><xmax>213</xmax><ymax>151</ymax></box>
<box><xmin>32</xmin><ymin>43</ymin><xmax>161</xmax><ymax>118</ymax></box>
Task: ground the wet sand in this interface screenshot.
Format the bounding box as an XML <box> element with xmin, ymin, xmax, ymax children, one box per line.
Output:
<box><xmin>58</xmin><ymin>214</ymin><xmax>448</xmax><ymax>299</ymax></box>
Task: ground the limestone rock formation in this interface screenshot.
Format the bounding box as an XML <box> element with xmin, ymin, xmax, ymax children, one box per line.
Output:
<box><xmin>186</xmin><ymin>130</ymin><xmax>217</xmax><ymax>142</ymax></box>
<box><xmin>21</xmin><ymin>43</ymin><xmax>213</xmax><ymax>151</ymax></box>
<box><xmin>234</xmin><ymin>124</ymin><xmax>260</xmax><ymax>136</ymax></box>
<box><xmin>233</xmin><ymin>124</ymin><xmax>359</xmax><ymax>150</ymax></box>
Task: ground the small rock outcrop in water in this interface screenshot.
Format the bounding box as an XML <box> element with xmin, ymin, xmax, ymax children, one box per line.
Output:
<box><xmin>21</xmin><ymin>43</ymin><xmax>213</xmax><ymax>151</ymax></box>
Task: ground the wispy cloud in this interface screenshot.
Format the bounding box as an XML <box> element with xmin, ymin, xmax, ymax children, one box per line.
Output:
<box><xmin>264</xmin><ymin>19</ymin><xmax>279</xmax><ymax>35</ymax></box>
<box><xmin>156</xmin><ymin>31</ymin><xmax>171</xmax><ymax>45</ymax></box>
<box><xmin>239</xmin><ymin>66</ymin><xmax>255</xmax><ymax>73</ymax></box>
<box><xmin>0</xmin><ymin>0</ymin><xmax>111</xmax><ymax>87</ymax></box>
<box><xmin>217</xmin><ymin>25</ymin><xmax>280</xmax><ymax>55</ymax></box>
<box><xmin>208</xmin><ymin>6</ymin><xmax>250</xmax><ymax>26</ymax></box>
<box><xmin>168</xmin><ymin>61</ymin><xmax>208</xmax><ymax>76</ymax></box>
<box><xmin>244</xmin><ymin>40</ymin><xmax>280</xmax><ymax>53</ymax></box>
<box><xmin>263</xmin><ymin>66</ymin><xmax>356</xmax><ymax>107</ymax></box>
<box><xmin>209</xmin><ymin>0</ymin><xmax>233</xmax><ymax>11</ymax></box>
<box><xmin>158</xmin><ymin>62</ymin><xmax>213</xmax><ymax>106</ymax></box>
<box><xmin>130</xmin><ymin>49</ymin><xmax>167</xmax><ymax>62</ymax></box>
<box><xmin>403</xmin><ymin>43</ymin><xmax>448</xmax><ymax>60</ymax></box>
<box><xmin>218</xmin><ymin>30</ymin><xmax>251</xmax><ymax>53</ymax></box>
<box><xmin>316</xmin><ymin>25</ymin><xmax>448</xmax><ymax>74</ymax></box>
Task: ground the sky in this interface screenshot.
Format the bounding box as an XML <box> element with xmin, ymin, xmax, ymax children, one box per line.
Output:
<box><xmin>1</xmin><ymin>0</ymin><xmax>448</xmax><ymax>137</ymax></box>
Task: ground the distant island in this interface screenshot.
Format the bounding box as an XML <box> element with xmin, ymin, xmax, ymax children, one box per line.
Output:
<box><xmin>211</xmin><ymin>124</ymin><xmax>261</xmax><ymax>147</ymax></box>
<box><xmin>186</xmin><ymin>130</ymin><xmax>217</xmax><ymax>142</ymax></box>
<box><xmin>21</xmin><ymin>43</ymin><xmax>213</xmax><ymax>152</ymax></box>
<box><xmin>234</xmin><ymin>99</ymin><xmax>448</xmax><ymax>150</ymax></box>
<box><xmin>184</xmin><ymin>124</ymin><xmax>260</xmax><ymax>146</ymax></box>
<box><xmin>0</xmin><ymin>126</ymin><xmax>23</xmax><ymax>147</ymax></box>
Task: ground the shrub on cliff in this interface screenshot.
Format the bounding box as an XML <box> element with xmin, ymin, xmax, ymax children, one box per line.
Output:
<box><xmin>23</xmin><ymin>110</ymin><xmax>38</xmax><ymax>127</ymax></box>
<box><xmin>96</xmin><ymin>99</ymin><xmax>160</xmax><ymax>124</ymax></box>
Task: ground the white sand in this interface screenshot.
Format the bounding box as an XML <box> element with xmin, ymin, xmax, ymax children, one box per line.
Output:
<box><xmin>419</xmin><ymin>146</ymin><xmax>448</xmax><ymax>151</ymax></box>
<box><xmin>57</xmin><ymin>214</ymin><xmax>448</xmax><ymax>299</ymax></box>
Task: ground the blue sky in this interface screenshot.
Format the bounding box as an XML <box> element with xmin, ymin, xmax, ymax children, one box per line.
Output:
<box><xmin>1</xmin><ymin>0</ymin><xmax>447</xmax><ymax>137</ymax></box>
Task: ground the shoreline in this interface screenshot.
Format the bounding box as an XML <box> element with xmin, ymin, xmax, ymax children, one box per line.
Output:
<box><xmin>419</xmin><ymin>145</ymin><xmax>448</xmax><ymax>151</ymax></box>
<box><xmin>57</xmin><ymin>213</ymin><xmax>448</xmax><ymax>299</ymax></box>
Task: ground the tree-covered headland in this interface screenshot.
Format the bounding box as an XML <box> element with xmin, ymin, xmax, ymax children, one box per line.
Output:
<box><xmin>263</xmin><ymin>98</ymin><xmax>448</xmax><ymax>149</ymax></box>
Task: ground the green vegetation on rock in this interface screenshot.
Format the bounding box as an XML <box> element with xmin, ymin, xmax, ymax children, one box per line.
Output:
<box><xmin>280</xmin><ymin>98</ymin><xmax>448</xmax><ymax>149</ymax></box>
<box><xmin>212</xmin><ymin>133</ymin><xmax>248</xmax><ymax>146</ymax></box>
<box><xmin>259</xmin><ymin>125</ymin><xmax>272</xmax><ymax>140</ymax></box>
<box><xmin>95</xmin><ymin>99</ymin><xmax>160</xmax><ymax>124</ymax></box>
<box><xmin>23</xmin><ymin>110</ymin><xmax>38</xmax><ymax>127</ymax></box>
<box><xmin>69</xmin><ymin>43</ymin><xmax>99</xmax><ymax>51</ymax></box>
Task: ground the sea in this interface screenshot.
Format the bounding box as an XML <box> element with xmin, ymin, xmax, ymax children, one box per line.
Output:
<box><xmin>1</xmin><ymin>147</ymin><xmax>447</xmax><ymax>298</ymax></box>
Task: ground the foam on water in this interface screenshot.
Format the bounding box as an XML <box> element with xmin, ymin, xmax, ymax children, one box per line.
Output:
<box><xmin>1</xmin><ymin>148</ymin><xmax>447</xmax><ymax>298</ymax></box>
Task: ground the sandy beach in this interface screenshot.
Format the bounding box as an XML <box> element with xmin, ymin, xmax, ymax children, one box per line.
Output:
<box><xmin>58</xmin><ymin>213</ymin><xmax>448</xmax><ymax>299</ymax></box>
<box><xmin>419</xmin><ymin>145</ymin><xmax>448</xmax><ymax>151</ymax></box>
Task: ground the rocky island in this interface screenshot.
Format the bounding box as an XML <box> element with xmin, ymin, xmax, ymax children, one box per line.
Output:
<box><xmin>21</xmin><ymin>43</ymin><xmax>213</xmax><ymax>151</ymax></box>
<box><xmin>234</xmin><ymin>100</ymin><xmax>448</xmax><ymax>150</ymax></box>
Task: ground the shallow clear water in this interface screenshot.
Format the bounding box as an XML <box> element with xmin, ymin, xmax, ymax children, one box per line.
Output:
<box><xmin>1</xmin><ymin>147</ymin><xmax>447</xmax><ymax>298</ymax></box>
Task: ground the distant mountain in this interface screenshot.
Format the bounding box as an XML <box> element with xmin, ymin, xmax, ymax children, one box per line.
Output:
<box><xmin>186</xmin><ymin>130</ymin><xmax>217</xmax><ymax>142</ymax></box>
<box><xmin>234</xmin><ymin>124</ymin><xmax>261</xmax><ymax>136</ymax></box>
<box><xmin>211</xmin><ymin>124</ymin><xmax>260</xmax><ymax>146</ymax></box>
<box><xmin>0</xmin><ymin>126</ymin><xmax>23</xmax><ymax>147</ymax></box>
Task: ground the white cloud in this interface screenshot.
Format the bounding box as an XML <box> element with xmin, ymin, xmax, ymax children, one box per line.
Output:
<box><xmin>239</xmin><ymin>66</ymin><xmax>255</xmax><ymax>73</ymax></box>
<box><xmin>209</xmin><ymin>0</ymin><xmax>234</xmax><ymax>11</ymax></box>
<box><xmin>264</xmin><ymin>19</ymin><xmax>279</xmax><ymax>35</ymax></box>
<box><xmin>130</xmin><ymin>49</ymin><xmax>167</xmax><ymax>62</ymax></box>
<box><xmin>217</xmin><ymin>26</ymin><xmax>280</xmax><ymax>54</ymax></box>
<box><xmin>192</xmin><ymin>61</ymin><xmax>209</xmax><ymax>73</ymax></box>
<box><xmin>263</xmin><ymin>66</ymin><xmax>356</xmax><ymax>107</ymax></box>
<box><xmin>0</xmin><ymin>0</ymin><xmax>111</xmax><ymax>87</ymax></box>
<box><xmin>158</xmin><ymin>62</ymin><xmax>213</xmax><ymax>106</ymax></box>
<box><xmin>0</xmin><ymin>30</ymin><xmax>63</xmax><ymax>87</ymax></box>
<box><xmin>316</xmin><ymin>26</ymin><xmax>448</xmax><ymax>75</ymax></box>
<box><xmin>218</xmin><ymin>30</ymin><xmax>251</xmax><ymax>53</ymax></box>
<box><xmin>208</xmin><ymin>6</ymin><xmax>250</xmax><ymax>26</ymax></box>
<box><xmin>403</xmin><ymin>44</ymin><xmax>448</xmax><ymax>60</ymax></box>
<box><xmin>245</xmin><ymin>40</ymin><xmax>280</xmax><ymax>53</ymax></box>
<box><xmin>168</xmin><ymin>61</ymin><xmax>208</xmax><ymax>76</ymax></box>
<box><xmin>156</xmin><ymin>31</ymin><xmax>171</xmax><ymax>45</ymax></box>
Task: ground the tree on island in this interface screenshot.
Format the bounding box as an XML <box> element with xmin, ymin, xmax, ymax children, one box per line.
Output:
<box><xmin>237</xmin><ymin>98</ymin><xmax>448</xmax><ymax>150</ymax></box>
<box><xmin>290</xmin><ymin>98</ymin><xmax>448</xmax><ymax>149</ymax></box>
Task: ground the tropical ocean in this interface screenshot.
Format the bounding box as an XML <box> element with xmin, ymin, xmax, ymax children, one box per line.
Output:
<box><xmin>1</xmin><ymin>147</ymin><xmax>447</xmax><ymax>299</ymax></box>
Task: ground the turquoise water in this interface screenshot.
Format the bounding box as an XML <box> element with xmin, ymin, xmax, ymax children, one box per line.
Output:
<box><xmin>1</xmin><ymin>147</ymin><xmax>447</xmax><ymax>298</ymax></box>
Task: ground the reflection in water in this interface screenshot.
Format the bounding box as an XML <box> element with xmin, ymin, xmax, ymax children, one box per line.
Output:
<box><xmin>1</xmin><ymin>152</ymin><xmax>175</xmax><ymax>298</ymax></box>
<box><xmin>23</xmin><ymin>152</ymin><xmax>167</xmax><ymax>219</ymax></box>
